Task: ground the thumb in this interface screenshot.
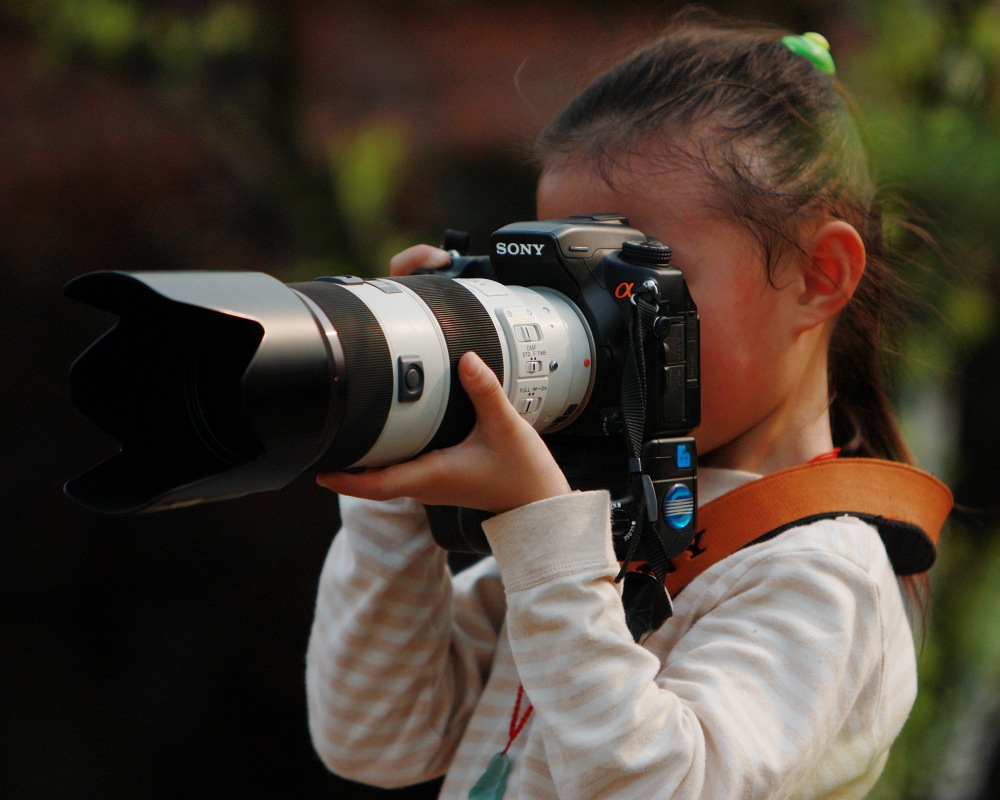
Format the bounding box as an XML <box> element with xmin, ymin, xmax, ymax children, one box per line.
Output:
<box><xmin>457</xmin><ymin>351</ymin><xmax>510</xmax><ymax>421</ymax></box>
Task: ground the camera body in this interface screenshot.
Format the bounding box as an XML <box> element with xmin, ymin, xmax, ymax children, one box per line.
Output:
<box><xmin>64</xmin><ymin>215</ymin><xmax>699</xmax><ymax>559</ymax></box>
<box><xmin>441</xmin><ymin>215</ymin><xmax>698</xmax><ymax>439</ymax></box>
<box><xmin>422</xmin><ymin>215</ymin><xmax>700</xmax><ymax>558</ymax></box>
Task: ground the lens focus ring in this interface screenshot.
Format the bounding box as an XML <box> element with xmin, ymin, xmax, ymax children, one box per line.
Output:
<box><xmin>391</xmin><ymin>275</ymin><xmax>505</xmax><ymax>453</ymax></box>
<box><xmin>292</xmin><ymin>280</ymin><xmax>393</xmax><ymax>471</ymax></box>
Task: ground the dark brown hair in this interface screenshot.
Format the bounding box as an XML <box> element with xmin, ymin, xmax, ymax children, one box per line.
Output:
<box><xmin>535</xmin><ymin>9</ymin><xmax>912</xmax><ymax>464</ymax></box>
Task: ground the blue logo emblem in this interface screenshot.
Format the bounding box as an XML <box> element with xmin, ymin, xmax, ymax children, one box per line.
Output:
<box><xmin>663</xmin><ymin>484</ymin><xmax>694</xmax><ymax>530</ymax></box>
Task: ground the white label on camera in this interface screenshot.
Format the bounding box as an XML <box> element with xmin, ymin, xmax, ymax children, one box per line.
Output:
<box><xmin>459</xmin><ymin>278</ymin><xmax>508</xmax><ymax>297</ymax></box>
<box><xmin>516</xmin><ymin>378</ymin><xmax>548</xmax><ymax>396</ymax></box>
<box><xmin>495</xmin><ymin>242</ymin><xmax>545</xmax><ymax>257</ymax></box>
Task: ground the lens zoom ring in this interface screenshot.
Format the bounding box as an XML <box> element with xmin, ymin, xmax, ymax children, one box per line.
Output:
<box><xmin>393</xmin><ymin>275</ymin><xmax>505</xmax><ymax>452</ymax></box>
<box><xmin>291</xmin><ymin>281</ymin><xmax>393</xmax><ymax>470</ymax></box>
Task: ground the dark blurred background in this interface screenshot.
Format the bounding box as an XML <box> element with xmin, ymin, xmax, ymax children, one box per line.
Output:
<box><xmin>2</xmin><ymin>1</ymin><xmax>998</xmax><ymax>798</ymax></box>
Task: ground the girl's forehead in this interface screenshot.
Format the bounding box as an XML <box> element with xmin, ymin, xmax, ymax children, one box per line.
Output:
<box><xmin>536</xmin><ymin>161</ymin><xmax>715</xmax><ymax>235</ymax></box>
<box><xmin>536</xmin><ymin>158</ymin><xmax>765</xmax><ymax>273</ymax></box>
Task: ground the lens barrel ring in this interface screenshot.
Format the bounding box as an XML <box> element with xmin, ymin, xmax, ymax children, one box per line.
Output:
<box><xmin>391</xmin><ymin>275</ymin><xmax>505</xmax><ymax>453</ymax></box>
<box><xmin>292</xmin><ymin>280</ymin><xmax>393</xmax><ymax>471</ymax></box>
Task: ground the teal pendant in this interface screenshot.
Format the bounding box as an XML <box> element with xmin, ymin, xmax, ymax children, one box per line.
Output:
<box><xmin>468</xmin><ymin>752</ymin><xmax>510</xmax><ymax>799</ymax></box>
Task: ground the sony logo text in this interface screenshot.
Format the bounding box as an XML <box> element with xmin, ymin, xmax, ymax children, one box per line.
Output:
<box><xmin>495</xmin><ymin>242</ymin><xmax>546</xmax><ymax>256</ymax></box>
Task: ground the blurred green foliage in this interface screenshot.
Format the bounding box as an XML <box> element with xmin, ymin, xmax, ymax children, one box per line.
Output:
<box><xmin>851</xmin><ymin>0</ymin><xmax>1000</xmax><ymax>341</ymax></box>
<box><xmin>16</xmin><ymin>0</ymin><xmax>260</xmax><ymax>67</ymax></box>
<box><xmin>848</xmin><ymin>2</ymin><xmax>1000</xmax><ymax>797</ymax></box>
<box><xmin>328</xmin><ymin>120</ymin><xmax>417</xmax><ymax>274</ymax></box>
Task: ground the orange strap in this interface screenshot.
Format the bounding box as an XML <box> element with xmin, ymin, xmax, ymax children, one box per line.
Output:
<box><xmin>661</xmin><ymin>459</ymin><xmax>953</xmax><ymax>597</ymax></box>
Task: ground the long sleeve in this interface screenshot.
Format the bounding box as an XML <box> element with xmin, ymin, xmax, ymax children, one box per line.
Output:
<box><xmin>466</xmin><ymin>490</ymin><xmax>915</xmax><ymax>799</ymax></box>
<box><xmin>307</xmin><ymin>479</ymin><xmax>918</xmax><ymax>799</ymax></box>
<box><xmin>305</xmin><ymin>495</ymin><xmax>505</xmax><ymax>788</ymax></box>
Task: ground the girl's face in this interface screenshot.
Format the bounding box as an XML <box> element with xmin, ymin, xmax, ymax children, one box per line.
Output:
<box><xmin>536</xmin><ymin>162</ymin><xmax>813</xmax><ymax>466</ymax></box>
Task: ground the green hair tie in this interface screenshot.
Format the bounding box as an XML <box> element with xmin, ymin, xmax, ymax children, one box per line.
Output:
<box><xmin>782</xmin><ymin>32</ymin><xmax>836</xmax><ymax>76</ymax></box>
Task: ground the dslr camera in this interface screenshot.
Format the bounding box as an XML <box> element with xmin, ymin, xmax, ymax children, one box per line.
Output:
<box><xmin>65</xmin><ymin>215</ymin><xmax>700</xmax><ymax>560</ymax></box>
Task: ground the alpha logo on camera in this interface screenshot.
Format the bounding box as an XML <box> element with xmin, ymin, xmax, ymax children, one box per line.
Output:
<box><xmin>495</xmin><ymin>242</ymin><xmax>546</xmax><ymax>257</ymax></box>
<box><xmin>614</xmin><ymin>281</ymin><xmax>634</xmax><ymax>299</ymax></box>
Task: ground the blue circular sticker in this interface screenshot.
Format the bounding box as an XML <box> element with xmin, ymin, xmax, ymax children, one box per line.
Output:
<box><xmin>663</xmin><ymin>484</ymin><xmax>694</xmax><ymax>530</ymax></box>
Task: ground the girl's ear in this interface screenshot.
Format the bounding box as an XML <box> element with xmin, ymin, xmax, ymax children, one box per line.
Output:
<box><xmin>795</xmin><ymin>220</ymin><xmax>866</xmax><ymax>330</ymax></box>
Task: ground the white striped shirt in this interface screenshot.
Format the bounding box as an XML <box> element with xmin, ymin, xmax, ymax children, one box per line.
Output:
<box><xmin>306</xmin><ymin>469</ymin><xmax>918</xmax><ymax>798</ymax></box>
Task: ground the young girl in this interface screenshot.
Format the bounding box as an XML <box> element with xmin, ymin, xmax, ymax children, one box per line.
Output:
<box><xmin>306</xmin><ymin>13</ymin><xmax>936</xmax><ymax>798</ymax></box>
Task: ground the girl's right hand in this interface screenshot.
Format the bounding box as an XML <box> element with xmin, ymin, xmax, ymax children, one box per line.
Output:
<box><xmin>316</xmin><ymin>243</ymin><xmax>573</xmax><ymax>513</ymax></box>
<box><xmin>316</xmin><ymin>350</ymin><xmax>571</xmax><ymax>513</ymax></box>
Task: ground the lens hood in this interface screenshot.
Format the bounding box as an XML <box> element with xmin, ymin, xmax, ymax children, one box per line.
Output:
<box><xmin>64</xmin><ymin>271</ymin><xmax>341</xmax><ymax>514</ymax></box>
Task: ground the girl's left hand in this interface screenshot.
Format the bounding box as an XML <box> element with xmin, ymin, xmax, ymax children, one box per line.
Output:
<box><xmin>316</xmin><ymin>351</ymin><xmax>572</xmax><ymax>513</ymax></box>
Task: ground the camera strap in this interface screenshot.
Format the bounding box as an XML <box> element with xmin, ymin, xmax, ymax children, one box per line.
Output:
<box><xmin>657</xmin><ymin>457</ymin><xmax>952</xmax><ymax>597</ymax></box>
<box><xmin>618</xmin><ymin>458</ymin><xmax>950</xmax><ymax>641</ymax></box>
<box><xmin>616</xmin><ymin>283</ymin><xmax>678</xmax><ymax>636</ymax></box>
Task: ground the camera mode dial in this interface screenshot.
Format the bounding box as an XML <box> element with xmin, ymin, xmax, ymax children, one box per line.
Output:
<box><xmin>619</xmin><ymin>240</ymin><xmax>673</xmax><ymax>266</ymax></box>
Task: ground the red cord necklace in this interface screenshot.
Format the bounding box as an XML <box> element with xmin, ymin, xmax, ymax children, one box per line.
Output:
<box><xmin>468</xmin><ymin>683</ymin><xmax>533</xmax><ymax>799</ymax></box>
